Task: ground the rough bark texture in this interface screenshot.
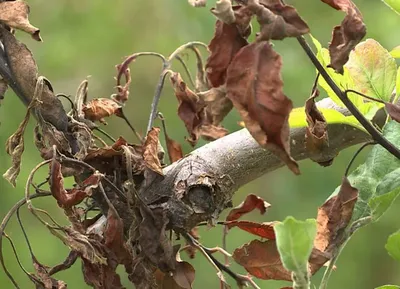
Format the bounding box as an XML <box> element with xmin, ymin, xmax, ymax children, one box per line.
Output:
<box><xmin>141</xmin><ymin>100</ymin><xmax>370</xmax><ymax>231</ymax></box>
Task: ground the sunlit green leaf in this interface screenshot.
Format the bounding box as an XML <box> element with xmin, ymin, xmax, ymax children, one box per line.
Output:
<box><xmin>375</xmin><ymin>286</ymin><xmax>400</xmax><ymax>289</ymax></box>
<box><xmin>289</xmin><ymin>107</ymin><xmax>365</xmax><ymax>131</ymax></box>
<box><xmin>274</xmin><ymin>217</ymin><xmax>316</xmax><ymax>274</ymax></box>
<box><xmin>396</xmin><ymin>67</ymin><xmax>400</xmax><ymax>103</ymax></box>
<box><xmin>309</xmin><ymin>35</ymin><xmax>362</xmax><ymax>108</ymax></box>
<box><xmin>346</xmin><ymin>39</ymin><xmax>397</xmax><ymax>102</ymax></box>
<box><xmin>382</xmin><ymin>0</ymin><xmax>400</xmax><ymax>15</ymax></box>
<box><xmin>385</xmin><ymin>230</ymin><xmax>400</xmax><ymax>262</ymax></box>
<box><xmin>390</xmin><ymin>46</ymin><xmax>400</xmax><ymax>58</ymax></box>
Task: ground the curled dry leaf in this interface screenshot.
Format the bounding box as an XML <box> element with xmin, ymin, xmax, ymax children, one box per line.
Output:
<box><xmin>144</xmin><ymin>127</ymin><xmax>164</xmax><ymax>175</ymax></box>
<box><xmin>226</xmin><ymin>194</ymin><xmax>271</xmax><ymax>222</ymax></box>
<box><xmin>50</xmin><ymin>160</ymin><xmax>98</xmax><ymax>208</ymax></box>
<box><xmin>385</xmin><ymin>102</ymin><xmax>400</xmax><ymax>123</ymax></box>
<box><xmin>33</xmin><ymin>257</ymin><xmax>67</xmax><ymax>289</ymax></box>
<box><xmin>198</xmin><ymin>85</ymin><xmax>233</xmax><ymax>127</ymax></box>
<box><xmin>114</xmin><ymin>65</ymin><xmax>131</xmax><ymax>104</ymax></box>
<box><xmin>321</xmin><ymin>0</ymin><xmax>366</xmax><ymax>73</ymax></box>
<box><xmin>0</xmin><ymin>78</ymin><xmax>8</xmax><ymax>100</ymax></box>
<box><xmin>305</xmin><ymin>93</ymin><xmax>332</xmax><ymax>166</ymax></box>
<box><xmin>211</xmin><ymin>0</ymin><xmax>235</xmax><ymax>24</ymax></box>
<box><xmin>247</xmin><ymin>0</ymin><xmax>309</xmax><ymax>41</ymax></box>
<box><xmin>170</xmin><ymin>72</ymin><xmax>206</xmax><ymax>145</ymax></box>
<box><xmin>85</xmin><ymin>136</ymin><xmax>128</xmax><ymax>160</ymax></box>
<box><xmin>225</xmin><ymin>220</ymin><xmax>276</xmax><ymax>239</ymax></box>
<box><xmin>226</xmin><ymin>41</ymin><xmax>299</xmax><ymax>175</ymax></box>
<box><xmin>165</xmin><ymin>133</ymin><xmax>184</xmax><ymax>163</ymax></box>
<box><xmin>206</xmin><ymin>5</ymin><xmax>252</xmax><ymax>88</ymax></box>
<box><xmin>315</xmin><ymin>176</ymin><xmax>358</xmax><ymax>253</ymax></box>
<box><xmin>82</xmin><ymin>98</ymin><xmax>122</xmax><ymax>124</ymax></box>
<box><xmin>1</xmin><ymin>28</ymin><xmax>69</xmax><ymax>133</ymax></box>
<box><xmin>0</xmin><ymin>0</ymin><xmax>42</xmax><ymax>41</ymax></box>
<box><xmin>188</xmin><ymin>0</ymin><xmax>206</xmax><ymax>7</ymax></box>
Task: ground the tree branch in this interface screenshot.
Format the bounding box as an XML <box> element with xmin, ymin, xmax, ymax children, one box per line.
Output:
<box><xmin>142</xmin><ymin>98</ymin><xmax>371</xmax><ymax>231</ymax></box>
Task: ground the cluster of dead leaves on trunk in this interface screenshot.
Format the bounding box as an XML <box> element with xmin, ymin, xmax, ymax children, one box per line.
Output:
<box><xmin>0</xmin><ymin>0</ymin><xmax>370</xmax><ymax>288</ymax></box>
<box><xmin>224</xmin><ymin>177</ymin><xmax>358</xmax><ymax>288</ymax></box>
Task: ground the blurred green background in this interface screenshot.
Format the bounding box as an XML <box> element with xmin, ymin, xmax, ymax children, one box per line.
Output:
<box><xmin>0</xmin><ymin>0</ymin><xmax>399</xmax><ymax>288</ymax></box>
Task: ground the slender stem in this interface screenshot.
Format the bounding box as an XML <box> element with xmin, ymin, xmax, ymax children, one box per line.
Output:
<box><xmin>345</xmin><ymin>89</ymin><xmax>385</xmax><ymax>104</ymax></box>
<box><xmin>297</xmin><ymin>35</ymin><xmax>400</xmax><ymax>159</ymax></box>
<box><xmin>344</xmin><ymin>142</ymin><xmax>376</xmax><ymax>176</ymax></box>
<box><xmin>175</xmin><ymin>54</ymin><xmax>196</xmax><ymax>88</ymax></box>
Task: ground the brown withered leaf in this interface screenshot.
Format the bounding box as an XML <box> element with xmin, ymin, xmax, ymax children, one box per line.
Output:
<box><xmin>166</xmin><ymin>133</ymin><xmax>184</xmax><ymax>163</ymax></box>
<box><xmin>33</xmin><ymin>257</ymin><xmax>67</xmax><ymax>289</ymax></box>
<box><xmin>198</xmin><ymin>85</ymin><xmax>233</xmax><ymax>127</ymax></box>
<box><xmin>226</xmin><ymin>194</ymin><xmax>271</xmax><ymax>222</ymax></box>
<box><xmin>198</xmin><ymin>124</ymin><xmax>228</xmax><ymax>141</ymax></box>
<box><xmin>85</xmin><ymin>136</ymin><xmax>128</xmax><ymax>160</ymax></box>
<box><xmin>139</xmin><ymin>207</ymin><xmax>175</xmax><ymax>273</ymax></box>
<box><xmin>247</xmin><ymin>0</ymin><xmax>309</xmax><ymax>41</ymax></box>
<box><xmin>226</xmin><ymin>41</ymin><xmax>299</xmax><ymax>174</ymax></box>
<box><xmin>82</xmin><ymin>98</ymin><xmax>122</xmax><ymax>124</ymax></box>
<box><xmin>82</xmin><ymin>257</ymin><xmax>125</xmax><ymax>289</ymax></box>
<box><xmin>206</xmin><ymin>6</ymin><xmax>252</xmax><ymax>88</ymax></box>
<box><xmin>225</xmin><ymin>221</ymin><xmax>276</xmax><ymax>239</ymax></box>
<box><xmin>0</xmin><ymin>1</ymin><xmax>41</xmax><ymax>41</ymax></box>
<box><xmin>50</xmin><ymin>160</ymin><xmax>94</xmax><ymax>208</ymax></box>
<box><xmin>233</xmin><ymin>239</ymin><xmax>292</xmax><ymax>281</ymax></box>
<box><xmin>305</xmin><ymin>93</ymin><xmax>332</xmax><ymax>166</ymax></box>
<box><xmin>104</xmin><ymin>207</ymin><xmax>131</xmax><ymax>264</ymax></box>
<box><xmin>170</xmin><ymin>72</ymin><xmax>206</xmax><ymax>145</ymax></box>
<box><xmin>385</xmin><ymin>102</ymin><xmax>400</xmax><ymax>123</ymax></box>
<box><xmin>315</xmin><ymin>177</ymin><xmax>358</xmax><ymax>253</ymax></box>
<box><xmin>144</xmin><ymin>127</ymin><xmax>164</xmax><ymax>175</ymax></box>
<box><xmin>321</xmin><ymin>0</ymin><xmax>366</xmax><ymax>73</ymax></box>
<box><xmin>1</xmin><ymin>28</ymin><xmax>69</xmax><ymax>133</ymax></box>
<box><xmin>0</xmin><ymin>78</ymin><xmax>8</xmax><ymax>100</ymax></box>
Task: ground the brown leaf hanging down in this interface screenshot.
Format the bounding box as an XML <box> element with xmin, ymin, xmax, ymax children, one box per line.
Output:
<box><xmin>165</xmin><ymin>132</ymin><xmax>184</xmax><ymax>163</ymax></box>
<box><xmin>314</xmin><ymin>176</ymin><xmax>358</xmax><ymax>254</ymax></box>
<box><xmin>0</xmin><ymin>1</ymin><xmax>42</xmax><ymax>41</ymax></box>
<box><xmin>226</xmin><ymin>194</ymin><xmax>271</xmax><ymax>222</ymax></box>
<box><xmin>206</xmin><ymin>5</ymin><xmax>252</xmax><ymax>88</ymax></box>
<box><xmin>246</xmin><ymin>0</ymin><xmax>309</xmax><ymax>41</ymax></box>
<box><xmin>385</xmin><ymin>102</ymin><xmax>400</xmax><ymax>123</ymax></box>
<box><xmin>233</xmin><ymin>239</ymin><xmax>292</xmax><ymax>281</ymax></box>
<box><xmin>305</xmin><ymin>92</ymin><xmax>333</xmax><ymax>167</ymax></box>
<box><xmin>82</xmin><ymin>98</ymin><xmax>122</xmax><ymax>124</ymax></box>
<box><xmin>226</xmin><ymin>41</ymin><xmax>300</xmax><ymax>175</ymax></box>
<box><xmin>170</xmin><ymin>72</ymin><xmax>208</xmax><ymax>146</ymax></box>
<box><xmin>198</xmin><ymin>85</ymin><xmax>232</xmax><ymax>128</ymax></box>
<box><xmin>321</xmin><ymin>0</ymin><xmax>366</xmax><ymax>73</ymax></box>
<box><xmin>144</xmin><ymin>127</ymin><xmax>164</xmax><ymax>175</ymax></box>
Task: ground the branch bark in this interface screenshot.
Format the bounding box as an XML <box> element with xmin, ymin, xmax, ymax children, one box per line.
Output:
<box><xmin>142</xmin><ymin>99</ymin><xmax>371</xmax><ymax>231</ymax></box>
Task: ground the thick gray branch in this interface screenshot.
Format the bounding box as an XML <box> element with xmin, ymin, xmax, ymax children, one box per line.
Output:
<box><xmin>143</xmin><ymin>99</ymin><xmax>371</xmax><ymax>231</ymax></box>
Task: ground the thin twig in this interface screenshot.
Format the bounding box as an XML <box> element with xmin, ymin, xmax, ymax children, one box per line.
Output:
<box><xmin>344</xmin><ymin>142</ymin><xmax>376</xmax><ymax>176</ymax></box>
<box><xmin>297</xmin><ymin>35</ymin><xmax>400</xmax><ymax>159</ymax></box>
<box><xmin>175</xmin><ymin>54</ymin><xmax>196</xmax><ymax>88</ymax></box>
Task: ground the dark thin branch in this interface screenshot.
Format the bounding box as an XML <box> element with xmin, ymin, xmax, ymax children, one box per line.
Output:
<box><xmin>297</xmin><ymin>35</ymin><xmax>400</xmax><ymax>159</ymax></box>
<box><xmin>345</xmin><ymin>141</ymin><xmax>376</xmax><ymax>176</ymax></box>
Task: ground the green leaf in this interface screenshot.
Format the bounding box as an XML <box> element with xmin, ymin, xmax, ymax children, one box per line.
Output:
<box><xmin>346</xmin><ymin>39</ymin><xmax>397</xmax><ymax>102</ymax></box>
<box><xmin>385</xmin><ymin>231</ymin><xmax>400</xmax><ymax>262</ymax></box>
<box><xmin>375</xmin><ymin>286</ymin><xmax>400</xmax><ymax>289</ymax></box>
<box><xmin>390</xmin><ymin>46</ymin><xmax>400</xmax><ymax>58</ymax></box>
<box><xmin>331</xmin><ymin>121</ymin><xmax>400</xmax><ymax>221</ymax></box>
<box><xmin>309</xmin><ymin>35</ymin><xmax>362</xmax><ymax>108</ymax></box>
<box><xmin>289</xmin><ymin>107</ymin><xmax>365</xmax><ymax>131</ymax></box>
<box><xmin>396</xmin><ymin>67</ymin><xmax>400</xmax><ymax>103</ymax></box>
<box><xmin>382</xmin><ymin>0</ymin><xmax>400</xmax><ymax>15</ymax></box>
<box><xmin>274</xmin><ymin>217</ymin><xmax>317</xmax><ymax>274</ymax></box>
<box><xmin>369</xmin><ymin>168</ymin><xmax>400</xmax><ymax>221</ymax></box>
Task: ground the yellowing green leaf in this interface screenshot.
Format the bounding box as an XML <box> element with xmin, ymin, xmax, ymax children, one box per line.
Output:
<box><xmin>376</xmin><ymin>286</ymin><xmax>400</xmax><ymax>289</ymax></box>
<box><xmin>346</xmin><ymin>39</ymin><xmax>397</xmax><ymax>102</ymax></box>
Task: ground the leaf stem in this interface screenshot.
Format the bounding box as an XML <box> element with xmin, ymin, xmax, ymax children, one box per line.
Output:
<box><xmin>345</xmin><ymin>89</ymin><xmax>385</xmax><ymax>104</ymax></box>
<box><xmin>344</xmin><ymin>141</ymin><xmax>376</xmax><ymax>176</ymax></box>
<box><xmin>297</xmin><ymin>35</ymin><xmax>400</xmax><ymax>159</ymax></box>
